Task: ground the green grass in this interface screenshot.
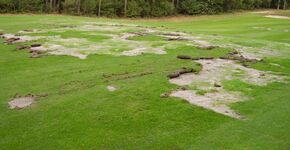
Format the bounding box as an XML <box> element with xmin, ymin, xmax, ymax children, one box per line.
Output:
<box><xmin>29</xmin><ymin>30</ymin><xmax>111</xmax><ymax>42</ymax></box>
<box><xmin>0</xmin><ymin>11</ymin><xmax>290</xmax><ymax>149</ymax></box>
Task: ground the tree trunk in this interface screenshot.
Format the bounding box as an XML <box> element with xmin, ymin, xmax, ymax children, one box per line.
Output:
<box><xmin>277</xmin><ymin>0</ymin><xmax>281</xmax><ymax>9</ymax></box>
<box><xmin>50</xmin><ymin>0</ymin><xmax>53</xmax><ymax>11</ymax></box>
<box><xmin>58</xmin><ymin>0</ymin><xmax>62</xmax><ymax>14</ymax></box>
<box><xmin>53</xmin><ymin>0</ymin><xmax>57</xmax><ymax>12</ymax></box>
<box><xmin>98</xmin><ymin>0</ymin><xmax>102</xmax><ymax>17</ymax></box>
<box><xmin>124</xmin><ymin>0</ymin><xmax>127</xmax><ymax>17</ymax></box>
<box><xmin>76</xmin><ymin>0</ymin><xmax>81</xmax><ymax>15</ymax></box>
<box><xmin>283</xmin><ymin>0</ymin><xmax>287</xmax><ymax>9</ymax></box>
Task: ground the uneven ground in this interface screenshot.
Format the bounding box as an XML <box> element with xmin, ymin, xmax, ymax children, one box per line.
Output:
<box><xmin>0</xmin><ymin>10</ymin><xmax>290</xmax><ymax>149</ymax></box>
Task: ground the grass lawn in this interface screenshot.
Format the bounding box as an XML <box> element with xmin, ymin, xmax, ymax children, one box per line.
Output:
<box><xmin>0</xmin><ymin>11</ymin><xmax>290</xmax><ymax>149</ymax></box>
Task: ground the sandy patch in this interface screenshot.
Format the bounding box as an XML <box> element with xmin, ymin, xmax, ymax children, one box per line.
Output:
<box><xmin>193</xmin><ymin>40</ymin><xmax>216</xmax><ymax>49</ymax></box>
<box><xmin>5</xmin><ymin>22</ymin><xmax>288</xmax><ymax>60</ymax></box>
<box><xmin>107</xmin><ymin>86</ymin><xmax>117</xmax><ymax>92</ymax></box>
<box><xmin>170</xmin><ymin>59</ymin><xmax>284</xmax><ymax>88</ymax></box>
<box><xmin>252</xmin><ymin>11</ymin><xmax>273</xmax><ymax>14</ymax></box>
<box><xmin>171</xmin><ymin>90</ymin><xmax>245</xmax><ymax>119</ymax></box>
<box><xmin>265</xmin><ymin>15</ymin><xmax>290</xmax><ymax>19</ymax></box>
<box><xmin>8</xmin><ymin>96</ymin><xmax>35</xmax><ymax>109</ymax></box>
<box><xmin>1</xmin><ymin>34</ymin><xmax>44</xmax><ymax>43</ymax></box>
<box><xmin>159</xmin><ymin>32</ymin><xmax>216</xmax><ymax>49</ymax></box>
<box><xmin>169</xmin><ymin>59</ymin><xmax>286</xmax><ymax>119</ymax></box>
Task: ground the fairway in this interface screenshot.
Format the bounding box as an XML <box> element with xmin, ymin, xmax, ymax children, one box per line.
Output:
<box><xmin>1</xmin><ymin>11</ymin><xmax>290</xmax><ymax>149</ymax></box>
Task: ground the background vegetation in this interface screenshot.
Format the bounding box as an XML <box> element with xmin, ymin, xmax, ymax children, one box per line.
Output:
<box><xmin>0</xmin><ymin>0</ymin><xmax>289</xmax><ymax>17</ymax></box>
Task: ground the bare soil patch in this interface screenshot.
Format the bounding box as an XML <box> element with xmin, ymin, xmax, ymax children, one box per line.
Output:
<box><xmin>265</xmin><ymin>15</ymin><xmax>290</xmax><ymax>19</ymax></box>
<box><xmin>170</xmin><ymin>90</ymin><xmax>245</xmax><ymax>119</ymax></box>
<box><xmin>1</xmin><ymin>34</ymin><xmax>43</xmax><ymax>43</ymax></box>
<box><xmin>8</xmin><ymin>95</ymin><xmax>36</xmax><ymax>109</ymax></box>
<box><xmin>168</xmin><ymin>59</ymin><xmax>286</xmax><ymax>119</ymax></box>
<box><xmin>170</xmin><ymin>59</ymin><xmax>284</xmax><ymax>87</ymax></box>
<box><xmin>107</xmin><ymin>86</ymin><xmax>117</xmax><ymax>92</ymax></box>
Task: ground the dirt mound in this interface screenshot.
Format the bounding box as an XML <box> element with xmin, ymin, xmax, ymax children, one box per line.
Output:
<box><xmin>177</xmin><ymin>55</ymin><xmax>192</xmax><ymax>60</ymax></box>
<box><xmin>1</xmin><ymin>34</ymin><xmax>43</xmax><ymax>43</ymax></box>
<box><xmin>168</xmin><ymin>67</ymin><xmax>196</xmax><ymax>79</ymax></box>
<box><xmin>16</xmin><ymin>45</ymin><xmax>31</xmax><ymax>50</ymax></box>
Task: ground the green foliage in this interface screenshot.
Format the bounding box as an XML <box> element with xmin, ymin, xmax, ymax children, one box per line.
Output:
<box><xmin>0</xmin><ymin>0</ymin><xmax>289</xmax><ymax>17</ymax></box>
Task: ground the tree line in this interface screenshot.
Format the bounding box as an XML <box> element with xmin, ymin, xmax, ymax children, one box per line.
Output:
<box><xmin>0</xmin><ymin>0</ymin><xmax>288</xmax><ymax>17</ymax></box>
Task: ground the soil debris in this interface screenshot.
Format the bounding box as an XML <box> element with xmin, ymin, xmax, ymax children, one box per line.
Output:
<box><xmin>6</xmin><ymin>37</ymin><xmax>21</xmax><ymax>43</ymax></box>
<box><xmin>30</xmin><ymin>52</ymin><xmax>41</xmax><ymax>58</ymax></box>
<box><xmin>105</xmin><ymin>71</ymin><xmax>153</xmax><ymax>81</ymax></box>
<box><xmin>177</xmin><ymin>55</ymin><xmax>192</xmax><ymax>60</ymax></box>
<box><xmin>16</xmin><ymin>45</ymin><xmax>31</xmax><ymax>50</ymax></box>
<box><xmin>31</xmin><ymin>44</ymin><xmax>42</xmax><ymax>47</ymax></box>
<box><xmin>194</xmin><ymin>40</ymin><xmax>217</xmax><ymax>50</ymax></box>
<box><xmin>168</xmin><ymin>72</ymin><xmax>181</xmax><ymax>79</ymax></box>
<box><xmin>160</xmin><ymin>93</ymin><xmax>170</xmax><ymax>98</ymax></box>
<box><xmin>168</xmin><ymin>67</ymin><xmax>196</xmax><ymax>79</ymax></box>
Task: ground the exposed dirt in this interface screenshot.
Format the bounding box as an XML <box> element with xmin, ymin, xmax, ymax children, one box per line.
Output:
<box><xmin>167</xmin><ymin>67</ymin><xmax>196</xmax><ymax>79</ymax></box>
<box><xmin>8</xmin><ymin>94</ymin><xmax>36</xmax><ymax>109</ymax></box>
<box><xmin>16</xmin><ymin>45</ymin><xmax>31</xmax><ymax>50</ymax></box>
<box><xmin>194</xmin><ymin>40</ymin><xmax>217</xmax><ymax>49</ymax></box>
<box><xmin>107</xmin><ymin>86</ymin><xmax>117</xmax><ymax>92</ymax></box>
<box><xmin>3</xmin><ymin>23</ymin><xmax>287</xmax><ymax>60</ymax></box>
<box><xmin>265</xmin><ymin>15</ymin><xmax>290</xmax><ymax>19</ymax></box>
<box><xmin>177</xmin><ymin>55</ymin><xmax>192</xmax><ymax>60</ymax></box>
<box><xmin>170</xmin><ymin>90</ymin><xmax>245</xmax><ymax>119</ymax></box>
<box><xmin>168</xmin><ymin>59</ymin><xmax>286</xmax><ymax>119</ymax></box>
<box><xmin>1</xmin><ymin>34</ymin><xmax>43</xmax><ymax>43</ymax></box>
<box><xmin>170</xmin><ymin>59</ymin><xmax>284</xmax><ymax>87</ymax></box>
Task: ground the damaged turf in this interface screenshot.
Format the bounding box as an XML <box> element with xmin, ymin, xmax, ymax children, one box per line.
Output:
<box><xmin>169</xmin><ymin>59</ymin><xmax>286</xmax><ymax>119</ymax></box>
<box><xmin>8</xmin><ymin>94</ymin><xmax>36</xmax><ymax>109</ymax></box>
